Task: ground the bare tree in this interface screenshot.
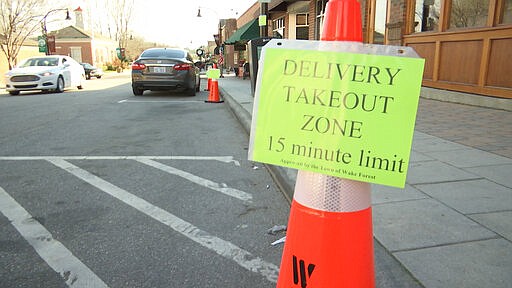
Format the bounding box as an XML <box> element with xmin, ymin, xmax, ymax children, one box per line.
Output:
<box><xmin>125</xmin><ymin>35</ymin><xmax>171</xmax><ymax>61</ymax></box>
<box><xmin>0</xmin><ymin>0</ymin><xmax>54</xmax><ymax>69</ymax></box>
<box><xmin>107</xmin><ymin>0</ymin><xmax>134</xmax><ymax>49</ymax></box>
<box><xmin>126</xmin><ymin>35</ymin><xmax>148</xmax><ymax>61</ymax></box>
<box><xmin>82</xmin><ymin>0</ymin><xmax>110</xmax><ymax>37</ymax></box>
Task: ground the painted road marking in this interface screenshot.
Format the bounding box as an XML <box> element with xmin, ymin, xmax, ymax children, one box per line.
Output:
<box><xmin>0</xmin><ymin>156</ymin><xmax>240</xmax><ymax>165</ymax></box>
<box><xmin>0</xmin><ymin>156</ymin><xmax>247</xmax><ymax>201</ymax></box>
<box><xmin>137</xmin><ymin>158</ymin><xmax>252</xmax><ymax>202</ymax></box>
<box><xmin>118</xmin><ymin>99</ymin><xmax>205</xmax><ymax>104</ymax></box>
<box><xmin>0</xmin><ymin>187</ymin><xmax>109</xmax><ymax>288</ymax></box>
<box><xmin>47</xmin><ymin>159</ymin><xmax>279</xmax><ymax>283</ymax></box>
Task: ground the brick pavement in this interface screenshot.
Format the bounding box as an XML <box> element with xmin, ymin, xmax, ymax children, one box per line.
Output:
<box><xmin>415</xmin><ymin>98</ymin><xmax>512</xmax><ymax>158</ymax></box>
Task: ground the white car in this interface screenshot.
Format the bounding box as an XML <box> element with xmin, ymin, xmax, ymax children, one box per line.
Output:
<box><xmin>4</xmin><ymin>55</ymin><xmax>85</xmax><ymax>95</ymax></box>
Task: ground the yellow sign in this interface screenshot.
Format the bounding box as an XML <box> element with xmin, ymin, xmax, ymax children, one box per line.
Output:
<box><xmin>259</xmin><ymin>15</ymin><xmax>267</xmax><ymax>26</ymax></box>
<box><xmin>249</xmin><ymin>40</ymin><xmax>425</xmax><ymax>188</ymax></box>
<box><xmin>206</xmin><ymin>68</ymin><xmax>220</xmax><ymax>79</ymax></box>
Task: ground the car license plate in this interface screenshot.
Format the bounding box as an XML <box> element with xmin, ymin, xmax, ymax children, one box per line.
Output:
<box><xmin>153</xmin><ymin>67</ymin><xmax>166</xmax><ymax>73</ymax></box>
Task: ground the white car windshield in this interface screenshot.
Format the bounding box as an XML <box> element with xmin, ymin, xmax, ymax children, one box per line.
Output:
<box><xmin>19</xmin><ymin>58</ymin><xmax>59</xmax><ymax>67</ymax></box>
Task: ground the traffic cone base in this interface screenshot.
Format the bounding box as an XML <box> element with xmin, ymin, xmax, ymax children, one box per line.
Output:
<box><xmin>205</xmin><ymin>79</ymin><xmax>223</xmax><ymax>103</ymax></box>
<box><xmin>277</xmin><ymin>200</ymin><xmax>375</xmax><ymax>288</ymax></box>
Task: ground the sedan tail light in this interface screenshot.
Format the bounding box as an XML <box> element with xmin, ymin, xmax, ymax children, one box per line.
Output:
<box><xmin>131</xmin><ymin>62</ymin><xmax>146</xmax><ymax>70</ymax></box>
<box><xmin>173</xmin><ymin>63</ymin><xmax>192</xmax><ymax>71</ymax></box>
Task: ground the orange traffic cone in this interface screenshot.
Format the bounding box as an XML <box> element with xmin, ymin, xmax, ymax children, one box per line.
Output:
<box><xmin>276</xmin><ymin>172</ymin><xmax>373</xmax><ymax>287</ymax></box>
<box><xmin>276</xmin><ymin>0</ymin><xmax>375</xmax><ymax>287</ymax></box>
<box><xmin>320</xmin><ymin>0</ymin><xmax>362</xmax><ymax>42</ymax></box>
<box><xmin>205</xmin><ymin>78</ymin><xmax>223</xmax><ymax>103</ymax></box>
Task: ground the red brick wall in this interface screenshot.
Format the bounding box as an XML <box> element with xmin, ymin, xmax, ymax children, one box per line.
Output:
<box><xmin>308</xmin><ymin>1</ymin><xmax>316</xmax><ymax>40</ymax></box>
<box><xmin>222</xmin><ymin>19</ymin><xmax>238</xmax><ymax>69</ymax></box>
<box><xmin>237</xmin><ymin>2</ymin><xmax>260</xmax><ymax>27</ymax></box>
<box><xmin>387</xmin><ymin>0</ymin><xmax>406</xmax><ymax>46</ymax></box>
<box><xmin>361</xmin><ymin>0</ymin><xmax>369</xmax><ymax>42</ymax></box>
<box><xmin>55</xmin><ymin>42</ymin><xmax>92</xmax><ymax>63</ymax></box>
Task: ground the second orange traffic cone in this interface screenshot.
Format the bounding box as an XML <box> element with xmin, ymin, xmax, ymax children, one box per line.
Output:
<box><xmin>205</xmin><ymin>78</ymin><xmax>223</xmax><ymax>103</ymax></box>
<box><xmin>205</xmin><ymin>63</ymin><xmax>218</xmax><ymax>91</ymax></box>
<box><xmin>276</xmin><ymin>0</ymin><xmax>375</xmax><ymax>287</ymax></box>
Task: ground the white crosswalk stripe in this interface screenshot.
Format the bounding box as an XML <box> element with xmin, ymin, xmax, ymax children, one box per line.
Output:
<box><xmin>137</xmin><ymin>158</ymin><xmax>252</xmax><ymax>202</ymax></box>
<box><xmin>0</xmin><ymin>187</ymin><xmax>110</xmax><ymax>288</ymax></box>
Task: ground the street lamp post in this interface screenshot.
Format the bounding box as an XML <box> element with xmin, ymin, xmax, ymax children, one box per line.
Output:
<box><xmin>41</xmin><ymin>9</ymin><xmax>71</xmax><ymax>55</ymax></box>
<box><xmin>197</xmin><ymin>6</ymin><xmax>224</xmax><ymax>77</ymax></box>
<box><xmin>197</xmin><ymin>7</ymin><xmax>222</xmax><ymax>44</ymax></box>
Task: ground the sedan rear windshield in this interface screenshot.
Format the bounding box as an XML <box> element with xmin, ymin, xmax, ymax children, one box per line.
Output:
<box><xmin>140</xmin><ymin>49</ymin><xmax>185</xmax><ymax>58</ymax></box>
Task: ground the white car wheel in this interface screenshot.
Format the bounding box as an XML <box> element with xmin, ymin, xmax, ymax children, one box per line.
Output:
<box><xmin>55</xmin><ymin>76</ymin><xmax>64</xmax><ymax>93</ymax></box>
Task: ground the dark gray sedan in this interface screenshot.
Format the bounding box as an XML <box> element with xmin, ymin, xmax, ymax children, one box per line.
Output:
<box><xmin>131</xmin><ymin>48</ymin><xmax>200</xmax><ymax>96</ymax></box>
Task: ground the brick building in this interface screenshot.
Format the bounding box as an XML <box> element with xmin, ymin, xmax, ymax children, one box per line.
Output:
<box><xmin>48</xmin><ymin>7</ymin><xmax>117</xmax><ymax>67</ymax></box>
<box><xmin>49</xmin><ymin>25</ymin><xmax>117</xmax><ymax>67</ymax></box>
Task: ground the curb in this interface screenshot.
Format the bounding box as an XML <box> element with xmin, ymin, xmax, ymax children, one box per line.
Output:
<box><xmin>421</xmin><ymin>87</ymin><xmax>512</xmax><ymax>111</ymax></box>
<box><xmin>220</xmin><ymin>86</ymin><xmax>296</xmax><ymax>204</ymax></box>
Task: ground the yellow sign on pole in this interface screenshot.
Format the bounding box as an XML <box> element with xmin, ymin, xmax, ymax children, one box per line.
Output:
<box><xmin>248</xmin><ymin>40</ymin><xmax>425</xmax><ymax>188</ymax></box>
<box><xmin>259</xmin><ymin>15</ymin><xmax>267</xmax><ymax>26</ymax></box>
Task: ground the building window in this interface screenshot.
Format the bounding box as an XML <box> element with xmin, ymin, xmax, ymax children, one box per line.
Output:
<box><xmin>272</xmin><ymin>17</ymin><xmax>285</xmax><ymax>38</ymax></box>
<box><xmin>414</xmin><ymin>0</ymin><xmax>441</xmax><ymax>32</ymax></box>
<box><xmin>315</xmin><ymin>0</ymin><xmax>329</xmax><ymax>39</ymax></box>
<box><xmin>449</xmin><ymin>0</ymin><xmax>489</xmax><ymax>29</ymax></box>
<box><xmin>297</xmin><ymin>13</ymin><xmax>308</xmax><ymax>26</ymax></box>
<box><xmin>411</xmin><ymin>0</ymin><xmax>511</xmax><ymax>32</ymax></box>
<box><xmin>500</xmin><ymin>0</ymin><xmax>512</xmax><ymax>24</ymax></box>
<box><xmin>296</xmin><ymin>13</ymin><xmax>309</xmax><ymax>40</ymax></box>
<box><xmin>373</xmin><ymin>0</ymin><xmax>388</xmax><ymax>44</ymax></box>
<box><xmin>70</xmin><ymin>47</ymin><xmax>82</xmax><ymax>63</ymax></box>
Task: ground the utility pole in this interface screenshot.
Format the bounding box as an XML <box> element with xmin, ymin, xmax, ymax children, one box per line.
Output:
<box><xmin>259</xmin><ymin>0</ymin><xmax>270</xmax><ymax>37</ymax></box>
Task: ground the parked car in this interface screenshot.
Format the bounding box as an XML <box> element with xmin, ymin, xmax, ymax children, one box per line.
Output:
<box><xmin>4</xmin><ymin>55</ymin><xmax>85</xmax><ymax>96</ymax></box>
<box><xmin>131</xmin><ymin>48</ymin><xmax>200</xmax><ymax>96</ymax></box>
<box><xmin>80</xmin><ymin>63</ymin><xmax>103</xmax><ymax>79</ymax></box>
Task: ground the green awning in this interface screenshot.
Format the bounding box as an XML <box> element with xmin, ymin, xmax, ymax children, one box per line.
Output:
<box><xmin>224</xmin><ymin>19</ymin><xmax>259</xmax><ymax>45</ymax></box>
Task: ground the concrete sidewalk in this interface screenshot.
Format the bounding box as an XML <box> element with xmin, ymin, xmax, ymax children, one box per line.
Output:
<box><xmin>217</xmin><ymin>73</ymin><xmax>512</xmax><ymax>288</ymax></box>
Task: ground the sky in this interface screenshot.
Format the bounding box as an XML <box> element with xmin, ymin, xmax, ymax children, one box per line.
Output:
<box><xmin>66</xmin><ymin>0</ymin><xmax>257</xmax><ymax>48</ymax></box>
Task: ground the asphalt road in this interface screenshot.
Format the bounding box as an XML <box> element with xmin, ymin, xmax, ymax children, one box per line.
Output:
<box><xmin>0</xmin><ymin>73</ymin><xmax>290</xmax><ymax>287</ymax></box>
